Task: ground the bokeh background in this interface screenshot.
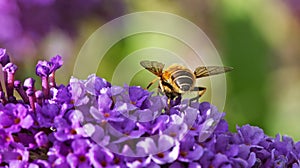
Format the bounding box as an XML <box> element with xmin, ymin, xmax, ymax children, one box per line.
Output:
<box><xmin>1</xmin><ymin>0</ymin><xmax>300</xmax><ymax>140</ymax></box>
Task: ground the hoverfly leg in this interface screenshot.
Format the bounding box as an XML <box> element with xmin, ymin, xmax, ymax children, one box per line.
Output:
<box><xmin>164</xmin><ymin>93</ymin><xmax>179</xmax><ymax>114</ymax></box>
<box><xmin>167</xmin><ymin>98</ymin><xmax>171</xmax><ymax>111</ymax></box>
<box><xmin>189</xmin><ymin>86</ymin><xmax>206</xmax><ymax>103</ymax></box>
<box><xmin>157</xmin><ymin>88</ymin><xmax>164</xmax><ymax>96</ymax></box>
<box><xmin>146</xmin><ymin>77</ymin><xmax>159</xmax><ymax>89</ymax></box>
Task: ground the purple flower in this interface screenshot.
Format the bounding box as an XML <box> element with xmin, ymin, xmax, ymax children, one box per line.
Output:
<box><xmin>2</xmin><ymin>62</ymin><xmax>17</xmax><ymax>74</ymax></box>
<box><xmin>0</xmin><ymin>48</ymin><xmax>10</xmax><ymax>66</ymax></box>
<box><xmin>52</xmin><ymin>85</ymin><xmax>72</xmax><ymax>104</ymax></box>
<box><xmin>137</xmin><ymin>135</ymin><xmax>180</xmax><ymax>164</ymax></box>
<box><xmin>54</xmin><ymin>110</ymin><xmax>87</xmax><ymax>141</ymax></box>
<box><xmin>2</xmin><ymin>62</ymin><xmax>17</xmax><ymax>99</ymax></box>
<box><xmin>108</xmin><ymin>117</ymin><xmax>145</xmax><ymax>142</ymax></box>
<box><xmin>125</xmin><ymin>156</ymin><xmax>152</xmax><ymax>168</ymax></box>
<box><xmin>97</xmin><ymin>93</ymin><xmax>113</xmax><ymax>114</ymax></box>
<box><xmin>66</xmin><ymin>139</ymin><xmax>91</xmax><ymax>168</ymax></box>
<box><xmin>49</xmin><ymin>140</ymin><xmax>85</xmax><ymax>167</ymax></box>
<box><xmin>273</xmin><ymin>155</ymin><xmax>288</xmax><ymax>168</ymax></box>
<box><xmin>169</xmin><ymin>161</ymin><xmax>185</xmax><ymax>168</ymax></box>
<box><xmin>1</xmin><ymin>143</ymin><xmax>29</xmax><ymax>164</ymax></box>
<box><xmin>48</xmin><ymin>55</ymin><xmax>63</xmax><ymax>88</ymax></box>
<box><xmin>234</xmin><ymin>124</ymin><xmax>265</xmax><ymax>145</ymax></box>
<box><xmin>214</xmin><ymin>135</ymin><xmax>256</xmax><ymax>167</ymax></box>
<box><xmin>198</xmin><ymin>103</ymin><xmax>224</xmax><ymax>142</ymax></box>
<box><xmin>89</xmin><ymin>105</ymin><xmax>123</xmax><ymax>125</ymax></box>
<box><xmin>69</xmin><ymin>76</ymin><xmax>89</xmax><ymax>106</ymax></box>
<box><xmin>36</xmin><ymin>58</ymin><xmax>62</xmax><ymax>99</ymax></box>
<box><xmin>83</xmin><ymin>123</ymin><xmax>110</xmax><ymax>147</ymax></box>
<box><xmin>0</xmin><ymin>129</ymin><xmax>13</xmax><ymax>148</ymax></box>
<box><xmin>188</xmin><ymin>162</ymin><xmax>202</xmax><ymax>168</ymax></box>
<box><xmin>178</xmin><ymin>134</ymin><xmax>204</xmax><ymax>162</ymax></box>
<box><xmin>36</xmin><ymin>60</ymin><xmax>51</xmax><ymax>77</ymax></box>
<box><xmin>168</xmin><ymin>100</ymin><xmax>188</xmax><ymax>115</ymax></box>
<box><xmin>28</xmin><ymin>160</ymin><xmax>51</xmax><ymax>168</ymax></box>
<box><xmin>211</xmin><ymin>153</ymin><xmax>231</xmax><ymax>167</ymax></box>
<box><xmin>49</xmin><ymin>55</ymin><xmax>63</xmax><ymax>72</ymax></box>
<box><xmin>89</xmin><ymin>144</ymin><xmax>114</xmax><ymax>167</ymax></box>
<box><xmin>163</xmin><ymin>114</ymin><xmax>188</xmax><ymax>140</ymax></box>
<box><xmin>35</xmin><ymin>101</ymin><xmax>60</xmax><ymax>127</ymax></box>
<box><xmin>23</xmin><ymin>78</ymin><xmax>35</xmax><ymax>90</ymax></box>
<box><xmin>34</xmin><ymin>131</ymin><xmax>49</xmax><ymax>148</ymax></box>
<box><xmin>128</xmin><ymin>86</ymin><xmax>151</xmax><ymax>108</ymax></box>
<box><xmin>110</xmin><ymin>118</ymin><xmax>137</xmax><ymax>136</ymax></box>
<box><xmin>272</xmin><ymin>135</ymin><xmax>294</xmax><ymax>156</ymax></box>
<box><xmin>85</xmin><ymin>74</ymin><xmax>111</xmax><ymax>96</ymax></box>
<box><xmin>0</xmin><ymin>103</ymin><xmax>33</xmax><ymax>132</ymax></box>
<box><xmin>137</xmin><ymin>114</ymin><xmax>170</xmax><ymax>135</ymax></box>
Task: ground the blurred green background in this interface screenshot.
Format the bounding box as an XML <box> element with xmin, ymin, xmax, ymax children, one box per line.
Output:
<box><xmin>2</xmin><ymin>0</ymin><xmax>300</xmax><ymax>140</ymax></box>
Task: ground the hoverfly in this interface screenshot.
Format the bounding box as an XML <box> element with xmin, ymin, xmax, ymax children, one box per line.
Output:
<box><xmin>140</xmin><ymin>60</ymin><xmax>233</xmax><ymax>104</ymax></box>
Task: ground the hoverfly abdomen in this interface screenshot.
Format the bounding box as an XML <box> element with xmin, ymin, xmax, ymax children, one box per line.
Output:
<box><xmin>172</xmin><ymin>71</ymin><xmax>195</xmax><ymax>92</ymax></box>
<box><xmin>163</xmin><ymin>65</ymin><xmax>196</xmax><ymax>93</ymax></box>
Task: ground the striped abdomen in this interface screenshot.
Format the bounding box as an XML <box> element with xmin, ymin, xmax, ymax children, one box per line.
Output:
<box><xmin>162</xmin><ymin>65</ymin><xmax>196</xmax><ymax>93</ymax></box>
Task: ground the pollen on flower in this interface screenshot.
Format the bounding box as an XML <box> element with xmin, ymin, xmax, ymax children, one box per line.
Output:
<box><xmin>5</xmin><ymin>136</ymin><xmax>11</xmax><ymax>142</ymax></box>
<box><xmin>169</xmin><ymin>132</ymin><xmax>177</xmax><ymax>137</ymax></box>
<box><xmin>189</xmin><ymin>126</ymin><xmax>196</xmax><ymax>130</ymax></box>
<box><xmin>156</xmin><ymin>153</ymin><xmax>165</xmax><ymax>158</ymax></box>
<box><xmin>103</xmin><ymin>112</ymin><xmax>110</xmax><ymax>118</ymax></box>
<box><xmin>101</xmin><ymin>161</ymin><xmax>107</xmax><ymax>167</ymax></box>
<box><xmin>180</xmin><ymin>151</ymin><xmax>187</xmax><ymax>157</ymax></box>
<box><xmin>70</xmin><ymin>129</ymin><xmax>77</xmax><ymax>135</ymax></box>
<box><xmin>113</xmin><ymin>157</ymin><xmax>120</xmax><ymax>164</ymax></box>
<box><xmin>14</xmin><ymin>118</ymin><xmax>21</xmax><ymax>124</ymax></box>
<box><xmin>79</xmin><ymin>155</ymin><xmax>86</xmax><ymax>162</ymax></box>
<box><xmin>17</xmin><ymin>155</ymin><xmax>22</xmax><ymax>160</ymax></box>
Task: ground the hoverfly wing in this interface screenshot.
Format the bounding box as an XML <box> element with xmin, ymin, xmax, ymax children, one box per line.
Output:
<box><xmin>194</xmin><ymin>66</ymin><xmax>233</xmax><ymax>78</ymax></box>
<box><xmin>140</xmin><ymin>60</ymin><xmax>165</xmax><ymax>76</ymax></box>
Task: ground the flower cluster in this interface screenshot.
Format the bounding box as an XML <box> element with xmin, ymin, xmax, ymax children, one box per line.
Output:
<box><xmin>0</xmin><ymin>48</ymin><xmax>300</xmax><ymax>167</ymax></box>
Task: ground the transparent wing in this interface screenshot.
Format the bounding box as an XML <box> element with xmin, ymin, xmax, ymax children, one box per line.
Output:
<box><xmin>140</xmin><ymin>60</ymin><xmax>165</xmax><ymax>76</ymax></box>
<box><xmin>194</xmin><ymin>66</ymin><xmax>233</xmax><ymax>78</ymax></box>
